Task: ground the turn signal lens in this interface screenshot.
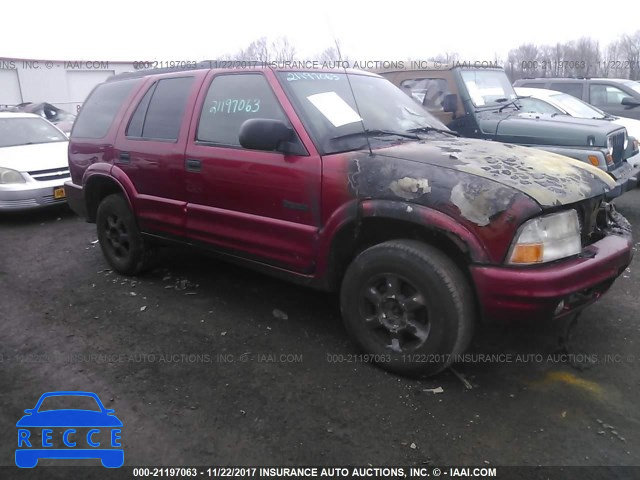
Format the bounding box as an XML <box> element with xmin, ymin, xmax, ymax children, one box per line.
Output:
<box><xmin>588</xmin><ymin>155</ymin><xmax>600</xmax><ymax>166</ymax></box>
<box><xmin>510</xmin><ymin>244</ymin><xmax>544</xmax><ymax>264</ymax></box>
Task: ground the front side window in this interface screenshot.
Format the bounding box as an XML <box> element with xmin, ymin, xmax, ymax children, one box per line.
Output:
<box><xmin>590</xmin><ymin>84</ymin><xmax>628</xmax><ymax>107</ymax></box>
<box><xmin>400</xmin><ymin>78</ymin><xmax>451</xmax><ymax>112</ymax></box>
<box><xmin>126</xmin><ymin>77</ymin><xmax>194</xmax><ymax>140</ymax></box>
<box><xmin>0</xmin><ymin>117</ymin><xmax>67</xmax><ymax>147</ymax></box>
<box><xmin>459</xmin><ymin>70</ymin><xmax>517</xmax><ymax>107</ymax></box>
<box><xmin>197</xmin><ymin>74</ymin><xmax>288</xmax><ymax>146</ymax></box>
<box><xmin>278</xmin><ymin>72</ymin><xmax>449</xmax><ymax>154</ymax></box>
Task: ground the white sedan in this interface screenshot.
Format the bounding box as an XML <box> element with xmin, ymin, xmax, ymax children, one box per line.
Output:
<box><xmin>0</xmin><ymin>112</ymin><xmax>70</xmax><ymax>211</ymax></box>
<box><xmin>515</xmin><ymin>87</ymin><xmax>640</xmax><ymax>167</ymax></box>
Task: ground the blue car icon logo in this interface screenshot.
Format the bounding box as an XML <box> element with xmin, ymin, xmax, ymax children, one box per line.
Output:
<box><xmin>16</xmin><ymin>391</ymin><xmax>123</xmax><ymax>468</ymax></box>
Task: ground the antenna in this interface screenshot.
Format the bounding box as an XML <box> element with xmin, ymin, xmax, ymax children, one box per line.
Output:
<box><xmin>333</xmin><ymin>38</ymin><xmax>373</xmax><ymax>156</ymax></box>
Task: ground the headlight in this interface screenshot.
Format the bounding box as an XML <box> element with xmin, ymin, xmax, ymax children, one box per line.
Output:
<box><xmin>606</xmin><ymin>136</ymin><xmax>614</xmax><ymax>156</ymax></box>
<box><xmin>507</xmin><ymin>210</ymin><xmax>581</xmax><ymax>265</ymax></box>
<box><xmin>623</xmin><ymin>131</ymin><xmax>628</xmax><ymax>150</ymax></box>
<box><xmin>0</xmin><ymin>167</ymin><xmax>26</xmax><ymax>184</ymax></box>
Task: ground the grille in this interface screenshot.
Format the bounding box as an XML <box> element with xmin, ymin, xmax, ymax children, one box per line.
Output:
<box><xmin>27</xmin><ymin>167</ymin><xmax>70</xmax><ymax>182</ymax></box>
<box><xmin>574</xmin><ymin>199</ymin><xmax>601</xmax><ymax>246</ymax></box>
<box><xmin>41</xmin><ymin>194</ymin><xmax>66</xmax><ymax>204</ymax></box>
<box><xmin>0</xmin><ymin>199</ymin><xmax>38</xmax><ymax>208</ymax></box>
<box><xmin>608</xmin><ymin>131</ymin><xmax>625</xmax><ymax>166</ymax></box>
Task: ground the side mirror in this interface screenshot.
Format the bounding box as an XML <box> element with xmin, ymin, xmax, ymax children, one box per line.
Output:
<box><xmin>621</xmin><ymin>96</ymin><xmax>640</xmax><ymax>109</ymax></box>
<box><xmin>442</xmin><ymin>93</ymin><xmax>458</xmax><ymax>113</ymax></box>
<box><xmin>239</xmin><ymin>118</ymin><xmax>293</xmax><ymax>152</ymax></box>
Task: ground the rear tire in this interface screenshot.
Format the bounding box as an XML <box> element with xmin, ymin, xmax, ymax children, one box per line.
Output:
<box><xmin>340</xmin><ymin>240</ymin><xmax>475</xmax><ymax>377</ymax></box>
<box><xmin>96</xmin><ymin>193</ymin><xmax>151</xmax><ymax>275</ymax></box>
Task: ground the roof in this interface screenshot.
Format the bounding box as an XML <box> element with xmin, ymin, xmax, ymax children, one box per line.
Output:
<box><xmin>107</xmin><ymin>61</ymin><xmax>379</xmax><ymax>82</ymax></box>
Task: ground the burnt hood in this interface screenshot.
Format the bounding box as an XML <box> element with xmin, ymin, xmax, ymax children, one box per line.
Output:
<box><xmin>373</xmin><ymin>136</ymin><xmax>615</xmax><ymax>207</ymax></box>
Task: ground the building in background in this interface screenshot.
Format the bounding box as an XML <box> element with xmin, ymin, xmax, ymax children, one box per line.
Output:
<box><xmin>0</xmin><ymin>58</ymin><xmax>137</xmax><ymax>113</ymax></box>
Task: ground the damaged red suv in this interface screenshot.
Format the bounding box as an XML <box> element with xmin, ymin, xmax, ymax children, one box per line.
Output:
<box><xmin>66</xmin><ymin>65</ymin><xmax>633</xmax><ymax>376</ymax></box>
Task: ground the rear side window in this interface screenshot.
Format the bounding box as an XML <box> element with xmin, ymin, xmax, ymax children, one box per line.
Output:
<box><xmin>196</xmin><ymin>74</ymin><xmax>288</xmax><ymax>146</ymax></box>
<box><xmin>72</xmin><ymin>79</ymin><xmax>140</xmax><ymax>138</ymax></box>
<box><xmin>126</xmin><ymin>77</ymin><xmax>194</xmax><ymax>140</ymax></box>
<box><xmin>549</xmin><ymin>82</ymin><xmax>583</xmax><ymax>99</ymax></box>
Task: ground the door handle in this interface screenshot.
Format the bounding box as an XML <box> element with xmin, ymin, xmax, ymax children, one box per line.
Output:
<box><xmin>118</xmin><ymin>152</ymin><xmax>130</xmax><ymax>164</ymax></box>
<box><xmin>185</xmin><ymin>158</ymin><xmax>202</xmax><ymax>172</ymax></box>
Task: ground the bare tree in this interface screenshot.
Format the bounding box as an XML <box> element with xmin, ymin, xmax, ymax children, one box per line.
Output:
<box><xmin>271</xmin><ymin>37</ymin><xmax>297</xmax><ymax>63</ymax></box>
<box><xmin>233</xmin><ymin>37</ymin><xmax>271</xmax><ymax>62</ymax></box>
<box><xmin>428</xmin><ymin>51</ymin><xmax>459</xmax><ymax>64</ymax></box>
<box><xmin>506</xmin><ymin>43</ymin><xmax>540</xmax><ymax>80</ymax></box>
<box><xmin>318</xmin><ymin>46</ymin><xmax>341</xmax><ymax>62</ymax></box>
<box><xmin>620</xmin><ymin>31</ymin><xmax>640</xmax><ymax>79</ymax></box>
<box><xmin>572</xmin><ymin>37</ymin><xmax>601</xmax><ymax>77</ymax></box>
<box><xmin>602</xmin><ymin>41</ymin><xmax>620</xmax><ymax>77</ymax></box>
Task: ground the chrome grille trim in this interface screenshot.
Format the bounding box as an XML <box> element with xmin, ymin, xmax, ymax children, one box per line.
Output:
<box><xmin>27</xmin><ymin>167</ymin><xmax>71</xmax><ymax>182</ymax></box>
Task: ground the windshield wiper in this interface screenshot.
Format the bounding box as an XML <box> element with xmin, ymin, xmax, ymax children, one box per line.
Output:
<box><xmin>496</xmin><ymin>97</ymin><xmax>521</xmax><ymax>112</ymax></box>
<box><xmin>330</xmin><ymin>129</ymin><xmax>420</xmax><ymax>142</ymax></box>
<box><xmin>406</xmin><ymin>126</ymin><xmax>459</xmax><ymax>137</ymax></box>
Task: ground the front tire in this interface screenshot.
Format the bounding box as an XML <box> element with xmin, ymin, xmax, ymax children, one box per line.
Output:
<box><xmin>96</xmin><ymin>193</ymin><xmax>150</xmax><ymax>275</ymax></box>
<box><xmin>340</xmin><ymin>240</ymin><xmax>475</xmax><ymax>377</ymax></box>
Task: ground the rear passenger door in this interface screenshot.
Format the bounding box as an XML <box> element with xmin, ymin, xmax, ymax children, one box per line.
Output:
<box><xmin>183</xmin><ymin>71</ymin><xmax>321</xmax><ymax>273</ymax></box>
<box><xmin>115</xmin><ymin>74</ymin><xmax>201</xmax><ymax>237</ymax></box>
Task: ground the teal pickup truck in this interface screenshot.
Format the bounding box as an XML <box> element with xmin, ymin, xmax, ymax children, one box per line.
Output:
<box><xmin>380</xmin><ymin>65</ymin><xmax>640</xmax><ymax>198</ymax></box>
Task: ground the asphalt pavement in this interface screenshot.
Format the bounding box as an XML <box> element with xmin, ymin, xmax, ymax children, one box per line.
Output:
<box><xmin>1</xmin><ymin>190</ymin><xmax>639</xmax><ymax>479</ymax></box>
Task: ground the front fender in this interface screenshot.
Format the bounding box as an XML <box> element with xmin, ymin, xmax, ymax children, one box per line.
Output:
<box><xmin>359</xmin><ymin>199</ymin><xmax>491</xmax><ymax>263</ymax></box>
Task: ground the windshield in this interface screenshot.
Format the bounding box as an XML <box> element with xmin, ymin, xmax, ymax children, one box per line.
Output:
<box><xmin>550</xmin><ymin>93</ymin><xmax>606</xmax><ymax>119</ymax></box>
<box><xmin>277</xmin><ymin>72</ymin><xmax>449</xmax><ymax>154</ymax></box>
<box><xmin>0</xmin><ymin>117</ymin><xmax>67</xmax><ymax>147</ymax></box>
<box><xmin>460</xmin><ymin>70</ymin><xmax>517</xmax><ymax>108</ymax></box>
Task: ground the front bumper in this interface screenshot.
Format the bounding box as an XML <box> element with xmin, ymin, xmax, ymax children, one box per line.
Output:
<box><xmin>471</xmin><ymin>221</ymin><xmax>633</xmax><ymax>322</ymax></box>
<box><xmin>64</xmin><ymin>180</ymin><xmax>88</xmax><ymax>219</ymax></box>
<box><xmin>606</xmin><ymin>156</ymin><xmax>640</xmax><ymax>199</ymax></box>
<box><xmin>0</xmin><ymin>178</ymin><xmax>69</xmax><ymax>211</ymax></box>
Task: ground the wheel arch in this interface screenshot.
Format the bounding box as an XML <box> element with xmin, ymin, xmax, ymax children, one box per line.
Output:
<box><xmin>84</xmin><ymin>174</ymin><xmax>131</xmax><ymax>223</ymax></box>
<box><xmin>324</xmin><ymin>200</ymin><xmax>488</xmax><ymax>294</ymax></box>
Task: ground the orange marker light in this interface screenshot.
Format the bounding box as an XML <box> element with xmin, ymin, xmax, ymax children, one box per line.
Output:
<box><xmin>510</xmin><ymin>244</ymin><xmax>543</xmax><ymax>264</ymax></box>
<box><xmin>588</xmin><ymin>155</ymin><xmax>600</xmax><ymax>166</ymax></box>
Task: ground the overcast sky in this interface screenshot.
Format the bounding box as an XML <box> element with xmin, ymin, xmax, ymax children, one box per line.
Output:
<box><xmin>2</xmin><ymin>0</ymin><xmax>639</xmax><ymax>62</ymax></box>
